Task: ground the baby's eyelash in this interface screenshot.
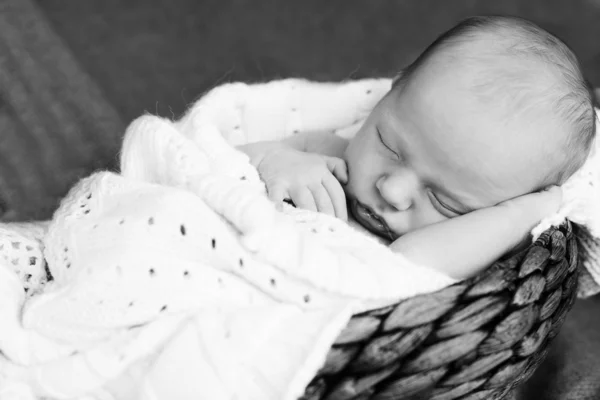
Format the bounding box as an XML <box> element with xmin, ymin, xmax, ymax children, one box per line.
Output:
<box><xmin>377</xmin><ymin>128</ymin><xmax>398</xmax><ymax>157</ymax></box>
<box><xmin>428</xmin><ymin>190</ymin><xmax>460</xmax><ymax>216</ymax></box>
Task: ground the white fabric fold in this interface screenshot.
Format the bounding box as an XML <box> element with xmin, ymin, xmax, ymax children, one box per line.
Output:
<box><xmin>0</xmin><ymin>78</ymin><xmax>454</xmax><ymax>400</ymax></box>
<box><xmin>531</xmin><ymin>109</ymin><xmax>600</xmax><ymax>296</ymax></box>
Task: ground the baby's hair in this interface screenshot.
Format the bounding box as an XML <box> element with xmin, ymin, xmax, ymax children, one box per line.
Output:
<box><xmin>393</xmin><ymin>16</ymin><xmax>597</xmax><ymax>185</ymax></box>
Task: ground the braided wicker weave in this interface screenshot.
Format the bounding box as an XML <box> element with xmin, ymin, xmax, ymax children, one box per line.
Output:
<box><xmin>302</xmin><ymin>222</ymin><xmax>578</xmax><ymax>400</ymax></box>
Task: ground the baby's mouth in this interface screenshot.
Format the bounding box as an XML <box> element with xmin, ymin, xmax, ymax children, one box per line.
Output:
<box><xmin>352</xmin><ymin>200</ymin><xmax>395</xmax><ymax>241</ymax></box>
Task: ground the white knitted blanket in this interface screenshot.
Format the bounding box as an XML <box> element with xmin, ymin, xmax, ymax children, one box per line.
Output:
<box><xmin>0</xmin><ymin>79</ymin><xmax>455</xmax><ymax>400</ymax></box>
<box><xmin>0</xmin><ymin>78</ymin><xmax>598</xmax><ymax>400</ymax></box>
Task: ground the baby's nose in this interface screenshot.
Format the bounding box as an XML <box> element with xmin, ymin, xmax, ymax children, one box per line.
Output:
<box><xmin>376</xmin><ymin>171</ymin><xmax>417</xmax><ymax>212</ymax></box>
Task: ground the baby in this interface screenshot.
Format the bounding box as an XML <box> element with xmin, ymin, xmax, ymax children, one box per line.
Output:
<box><xmin>240</xmin><ymin>16</ymin><xmax>597</xmax><ymax>279</ymax></box>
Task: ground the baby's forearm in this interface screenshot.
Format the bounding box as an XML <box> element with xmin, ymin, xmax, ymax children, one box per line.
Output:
<box><xmin>237</xmin><ymin>132</ymin><xmax>348</xmax><ymax>166</ymax></box>
<box><xmin>237</xmin><ymin>139</ymin><xmax>296</xmax><ymax>168</ymax></box>
<box><xmin>299</xmin><ymin>132</ymin><xmax>349</xmax><ymax>158</ymax></box>
<box><xmin>390</xmin><ymin>204</ymin><xmax>533</xmax><ymax>280</ymax></box>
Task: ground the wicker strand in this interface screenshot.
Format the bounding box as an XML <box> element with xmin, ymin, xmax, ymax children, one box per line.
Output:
<box><xmin>302</xmin><ymin>222</ymin><xmax>578</xmax><ymax>400</ymax></box>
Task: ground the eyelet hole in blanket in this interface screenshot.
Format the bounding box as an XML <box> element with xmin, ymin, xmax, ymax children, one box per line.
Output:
<box><xmin>0</xmin><ymin>229</ymin><xmax>50</xmax><ymax>295</ymax></box>
<box><xmin>300</xmin><ymin>222</ymin><xmax>578</xmax><ymax>400</ymax></box>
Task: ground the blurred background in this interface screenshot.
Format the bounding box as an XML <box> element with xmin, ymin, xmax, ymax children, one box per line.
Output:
<box><xmin>1</xmin><ymin>0</ymin><xmax>599</xmax><ymax>221</ymax></box>
<box><xmin>39</xmin><ymin>0</ymin><xmax>600</xmax><ymax>121</ymax></box>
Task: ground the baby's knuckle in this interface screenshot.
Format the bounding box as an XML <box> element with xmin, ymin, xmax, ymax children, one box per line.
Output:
<box><xmin>269</xmin><ymin>181</ymin><xmax>287</xmax><ymax>191</ymax></box>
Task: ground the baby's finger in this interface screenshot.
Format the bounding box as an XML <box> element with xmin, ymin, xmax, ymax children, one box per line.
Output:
<box><xmin>323</xmin><ymin>175</ymin><xmax>348</xmax><ymax>220</ymax></box>
<box><xmin>310</xmin><ymin>184</ymin><xmax>336</xmax><ymax>217</ymax></box>
<box><xmin>325</xmin><ymin>157</ymin><xmax>348</xmax><ymax>184</ymax></box>
<box><xmin>267</xmin><ymin>184</ymin><xmax>290</xmax><ymax>206</ymax></box>
<box><xmin>289</xmin><ymin>187</ymin><xmax>318</xmax><ymax>212</ymax></box>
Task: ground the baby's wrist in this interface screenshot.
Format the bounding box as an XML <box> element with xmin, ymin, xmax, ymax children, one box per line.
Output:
<box><xmin>496</xmin><ymin>199</ymin><xmax>532</xmax><ymax>219</ymax></box>
<box><xmin>495</xmin><ymin>191</ymin><xmax>560</xmax><ymax>234</ymax></box>
<box><xmin>505</xmin><ymin>187</ymin><xmax>561</xmax><ymax>222</ymax></box>
<box><xmin>238</xmin><ymin>141</ymin><xmax>289</xmax><ymax>168</ymax></box>
<box><xmin>496</xmin><ymin>200</ymin><xmax>539</xmax><ymax>230</ymax></box>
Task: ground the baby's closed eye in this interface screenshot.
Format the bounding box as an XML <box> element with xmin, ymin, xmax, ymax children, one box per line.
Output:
<box><xmin>426</xmin><ymin>189</ymin><xmax>462</xmax><ymax>218</ymax></box>
<box><xmin>376</xmin><ymin>127</ymin><xmax>401</xmax><ymax>159</ymax></box>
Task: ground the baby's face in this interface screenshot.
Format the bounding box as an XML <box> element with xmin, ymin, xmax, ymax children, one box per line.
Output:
<box><xmin>344</xmin><ymin>60</ymin><xmax>558</xmax><ymax>239</ymax></box>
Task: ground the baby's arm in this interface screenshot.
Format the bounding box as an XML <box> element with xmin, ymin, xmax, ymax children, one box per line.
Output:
<box><xmin>390</xmin><ymin>187</ymin><xmax>562</xmax><ymax>280</ymax></box>
<box><xmin>238</xmin><ymin>132</ymin><xmax>348</xmax><ymax>164</ymax></box>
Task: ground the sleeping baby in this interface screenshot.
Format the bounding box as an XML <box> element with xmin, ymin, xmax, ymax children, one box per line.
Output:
<box><xmin>0</xmin><ymin>15</ymin><xmax>598</xmax><ymax>400</ymax></box>
<box><xmin>239</xmin><ymin>16</ymin><xmax>597</xmax><ymax>279</ymax></box>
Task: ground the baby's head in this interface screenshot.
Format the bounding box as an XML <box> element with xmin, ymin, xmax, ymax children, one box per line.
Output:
<box><xmin>344</xmin><ymin>16</ymin><xmax>597</xmax><ymax>240</ymax></box>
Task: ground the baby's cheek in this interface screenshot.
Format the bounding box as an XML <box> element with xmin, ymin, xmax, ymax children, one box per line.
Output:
<box><xmin>345</xmin><ymin>156</ymin><xmax>380</xmax><ymax>197</ymax></box>
<box><xmin>341</xmin><ymin>169</ymin><xmax>361</xmax><ymax>202</ymax></box>
<box><xmin>409</xmin><ymin>204</ymin><xmax>449</xmax><ymax>233</ymax></box>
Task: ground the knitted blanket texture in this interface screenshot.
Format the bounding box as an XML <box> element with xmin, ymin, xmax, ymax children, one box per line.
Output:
<box><xmin>0</xmin><ymin>79</ymin><xmax>457</xmax><ymax>400</ymax></box>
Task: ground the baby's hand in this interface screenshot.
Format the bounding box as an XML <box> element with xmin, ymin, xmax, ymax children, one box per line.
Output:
<box><xmin>257</xmin><ymin>146</ymin><xmax>348</xmax><ymax>220</ymax></box>
<box><xmin>497</xmin><ymin>186</ymin><xmax>563</xmax><ymax>224</ymax></box>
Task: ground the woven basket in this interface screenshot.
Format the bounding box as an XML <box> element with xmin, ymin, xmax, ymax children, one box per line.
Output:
<box><xmin>301</xmin><ymin>221</ymin><xmax>578</xmax><ymax>400</ymax></box>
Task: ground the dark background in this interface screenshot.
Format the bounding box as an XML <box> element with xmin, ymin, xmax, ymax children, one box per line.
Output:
<box><xmin>38</xmin><ymin>0</ymin><xmax>600</xmax><ymax>124</ymax></box>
